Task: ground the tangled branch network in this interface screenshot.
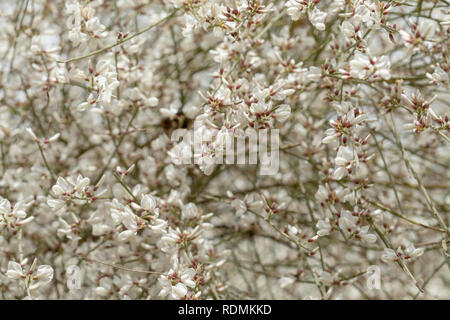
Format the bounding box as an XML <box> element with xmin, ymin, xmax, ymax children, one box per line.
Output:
<box><xmin>0</xmin><ymin>0</ymin><xmax>449</xmax><ymax>300</ymax></box>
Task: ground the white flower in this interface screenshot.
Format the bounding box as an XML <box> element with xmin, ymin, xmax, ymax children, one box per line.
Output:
<box><xmin>0</xmin><ymin>0</ymin><xmax>445</xmax><ymax>301</ymax></box>
<box><xmin>286</xmin><ymin>0</ymin><xmax>306</xmax><ymax>21</ymax></box>
<box><xmin>34</xmin><ymin>265</ymin><xmax>54</xmax><ymax>286</ymax></box>
<box><xmin>149</xmin><ymin>218</ymin><xmax>167</xmax><ymax>232</ymax></box>
<box><xmin>358</xmin><ymin>226</ymin><xmax>377</xmax><ymax>243</ymax></box>
<box><xmin>172</xmin><ymin>282</ymin><xmax>188</xmax><ymax>299</ymax></box>
<box><xmin>148</xmin><ymin>96</ymin><xmax>159</xmax><ymax>107</ymax></box>
<box><xmin>272</xmin><ymin>104</ymin><xmax>291</xmax><ymax>122</ymax></box>
<box><xmin>141</xmin><ymin>194</ymin><xmax>157</xmax><ymax>212</ymax></box>
<box><xmin>353</xmin><ymin>4</ymin><xmax>376</xmax><ymax>27</ymax></box>
<box><xmin>317</xmin><ymin>270</ymin><xmax>336</xmax><ymax>286</ymax></box>
<box><xmin>26</xmin><ymin>128</ymin><xmax>38</xmax><ymax>141</ymax></box>
<box><xmin>182</xmin><ymin>14</ymin><xmax>197</xmax><ymax>37</ymax></box>
<box><xmin>315</xmin><ymin>185</ymin><xmax>329</xmax><ymax>202</ymax></box>
<box><xmin>426</xmin><ymin>66</ymin><xmax>449</xmax><ymax>85</ymax></box>
<box><xmin>0</xmin><ymin>198</ymin><xmax>33</xmax><ymax>228</ymax></box>
<box><xmin>7</xmin><ymin>260</ymin><xmax>53</xmax><ymax>290</ymax></box>
<box><xmin>341</xmin><ymin>20</ymin><xmax>356</xmax><ymax>39</ymax></box>
<box><xmin>158</xmin><ymin>276</ymin><xmax>172</xmax><ymax>297</ymax></box>
<box><xmin>118</xmin><ymin>230</ymin><xmax>135</xmax><ymax>241</ymax></box>
<box><xmin>279</xmin><ymin>276</ymin><xmax>296</xmax><ymax>288</ymax></box>
<box><xmin>182</xmin><ymin>203</ymin><xmax>200</xmax><ymax>220</ymax></box>
<box><xmin>85</xmin><ymin>17</ymin><xmax>107</xmax><ymax>38</ymax></box>
<box><xmin>405</xmin><ymin>244</ymin><xmax>424</xmax><ymax>259</ymax></box>
<box><xmin>95</xmin><ymin>286</ymin><xmax>109</xmax><ymax>296</ymax></box>
<box><xmin>381</xmin><ymin>248</ymin><xmax>398</xmax><ymax>262</ymax></box>
<box><xmin>316</xmin><ymin>218</ymin><xmax>332</xmax><ymax>236</ymax></box>
<box><xmin>168</xmin><ymin>141</ymin><xmax>193</xmax><ymax>165</ymax></box>
<box><xmin>339</xmin><ymin>211</ymin><xmax>357</xmax><ymax>233</ymax></box>
<box><xmin>333</xmin><ymin>146</ymin><xmax>353</xmax><ymax>180</ymax></box>
<box><xmin>400</xmin><ymin>19</ymin><xmax>436</xmax><ymax>47</ymax></box>
<box><xmin>322</xmin><ymin>132</ymin><xmax>340</xmax><ymax>144</ymax></box>
<box><xmin>6</xmin><ymin>261</ymin><xmax>25</xmax><ymax>279</ymax></box>
<box><xmin>231</xmin><ymin>198</ymin><xmax>247</xmax><ymax>216</ymax></box>
<box><xmin>47</xmin><ymin>198</ymin><xmax>66</xmax><ymax>211</ymax></box>
<box><xmin>52</xmin><ymin>177</ymin><xmax>70</xmax><ymax>195</ymax></box>
<box><xmin>349</xmin><ymin>51</ymin><xmax>391</xmax><ymax>80</ymax></box>
<box><xmin>75</xmin><ymin>176</ymin><xmax>90</xmax><ymax>192</ymax></box>
<box><xmin>382</xmin><ymin>244</ymin><xmax>424</xmax><ymax>263</ymax></box>
<box><xmin>244</xmin><ymin>193</ymin><xmax>264</xmax><ymax>213</ymax></box>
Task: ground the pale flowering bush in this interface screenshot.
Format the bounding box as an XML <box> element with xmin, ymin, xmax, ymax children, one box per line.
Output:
<box><xmin>0</xmin><ymin>0</ymin><xmax>449</xmax><ymax>300</ymax></box>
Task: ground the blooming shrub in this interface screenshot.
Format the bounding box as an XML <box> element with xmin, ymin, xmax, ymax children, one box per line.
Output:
<box><xmin>0</xmin><ymin>0</ymin><xmax>449</xmax><ymax>300</ymax></box>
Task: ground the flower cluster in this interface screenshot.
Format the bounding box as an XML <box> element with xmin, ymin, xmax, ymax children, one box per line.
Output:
<box><xmin>0</xmin><ymin>0</ymin><xmax>448</xmax><ymax>300</ymax></box>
